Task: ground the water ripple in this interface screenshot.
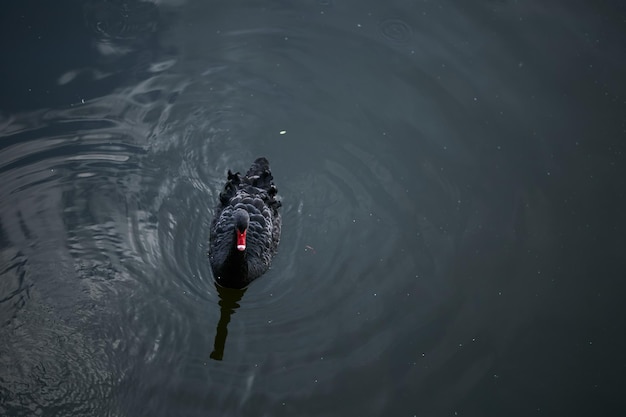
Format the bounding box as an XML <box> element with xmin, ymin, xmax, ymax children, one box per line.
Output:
<box><xmin>0</xmin><ymin>249</ymin><xmax>30</xmax><ymax>327</ymax></box>
<box><xmin>84</xmin><ymin>0</ymin><xmax>159</xmax><ymax>41</ymax></box>
<box><xmin>378</xmin><ymin>18</ymin><xmax>414</xmax><ymax>44</ymax></box>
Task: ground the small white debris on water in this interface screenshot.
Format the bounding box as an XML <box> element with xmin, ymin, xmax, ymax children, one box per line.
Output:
<box><xmin>279</xmin><ymin>130</ymin><xmax>287</xmax><ymax>135</ymax></box>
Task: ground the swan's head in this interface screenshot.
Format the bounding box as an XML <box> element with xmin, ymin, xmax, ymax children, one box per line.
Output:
<box><xmin>233</xmin><ymin>208</ymin><xmax>249</xmax><ymax>251</ymax></box>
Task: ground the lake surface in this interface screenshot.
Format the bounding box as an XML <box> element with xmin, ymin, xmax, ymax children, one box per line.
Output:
<box><xmin>1</xmin><ymin>1</ymin><xmax>625</xmax><ymax>416</ymax></box>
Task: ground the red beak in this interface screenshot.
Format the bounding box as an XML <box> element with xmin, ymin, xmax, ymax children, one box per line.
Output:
<box><xmin>236</xmin><ymin>229</ymin><xmax>247</xmax><ymax>251</ymax></box>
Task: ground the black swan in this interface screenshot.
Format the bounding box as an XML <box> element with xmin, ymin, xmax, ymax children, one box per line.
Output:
<box><xmin>208</xmin><ymin>157</ymin><xmax>281</xmax><ymax>288</ymax></box>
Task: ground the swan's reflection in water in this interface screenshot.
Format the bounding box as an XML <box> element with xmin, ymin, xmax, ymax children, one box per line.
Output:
<box><xmin>210</xmin><ymin>283</ymin><xmax>246</xmax><ymax>361</ymax></box>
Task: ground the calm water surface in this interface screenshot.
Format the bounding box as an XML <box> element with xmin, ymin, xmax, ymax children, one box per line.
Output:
<box><xmin>1</xmin><ymin>1</ymin><xmax>625</xmax><ymax>416</ymax></box>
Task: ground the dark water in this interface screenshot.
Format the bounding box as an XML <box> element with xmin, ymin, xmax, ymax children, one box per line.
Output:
<box><xmin>1</xmin><ymin>0</ymin><xmax>625</xmax><ymax>416</ymax></box>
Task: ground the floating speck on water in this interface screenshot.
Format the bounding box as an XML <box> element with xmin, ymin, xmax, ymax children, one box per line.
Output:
<box><xmin>279</xmin><ymin>130</ymin><xmax>287</xmax><ymax>135</ymax></box>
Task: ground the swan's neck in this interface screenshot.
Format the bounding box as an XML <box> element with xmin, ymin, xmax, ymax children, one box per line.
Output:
<box><xmin>215</xmin><ymin>242</ymin><xmax>248</xmax><ymax>287</ymax></box>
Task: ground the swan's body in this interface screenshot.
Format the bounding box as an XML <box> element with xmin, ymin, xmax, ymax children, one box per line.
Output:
<box><xmin>208</xmin><ymin>157</ymin><xmax>281</xmax><ymax>288</ymax></box>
